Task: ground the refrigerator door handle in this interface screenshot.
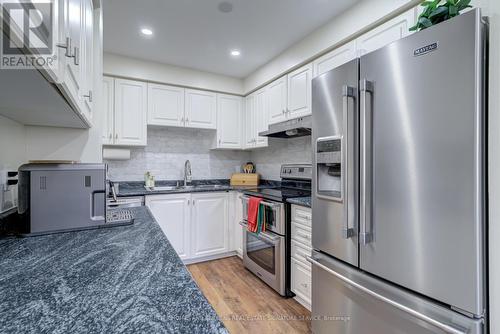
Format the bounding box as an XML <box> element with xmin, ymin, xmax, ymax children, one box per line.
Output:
<box><xmin>342</xmin><ymin>85</ymin><xmax>355</xmax><ymax>239</ymax></box>
<box><xmin>360</xmin><ymin>79</ymin><xmax>374</xmax><ymax>244</ymax></box>
<box><xmin>307</xmin><ymin>256</ymin><xmax>468</xmax><ymax>334</ymax></box>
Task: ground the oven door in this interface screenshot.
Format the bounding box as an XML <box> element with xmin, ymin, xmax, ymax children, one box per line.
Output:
<box><xmin>240</xmin><ymin>221</ymin><xmax>285</xmax><ymax>296</ymax></box>
<box><xmin>241</xmin><ymin>195</ymin><xmax>285</xmax><ymax>235</ymax></box>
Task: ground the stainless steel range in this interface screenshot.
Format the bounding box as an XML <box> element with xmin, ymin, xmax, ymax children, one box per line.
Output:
<box><xmin>240</xmin><ymin>164</ymin><xmax>311</xmax><ymax>296</ymax></box>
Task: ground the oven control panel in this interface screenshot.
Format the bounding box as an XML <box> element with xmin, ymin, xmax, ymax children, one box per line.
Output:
<box><xmin>280</xmin><ymin>164</ymin><xmax>312</xmax><ymax>180</ymax></box>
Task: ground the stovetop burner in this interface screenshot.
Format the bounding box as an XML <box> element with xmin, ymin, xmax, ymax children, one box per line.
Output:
<box><xmin>243</xmin><ymin>187</ymin><xmax>311</xmax><ymax>202</ymax></box>
<box><xmin>243</xmin><ymin>164</ymin><xmax>312</xmax><ymax>202</ymax></box>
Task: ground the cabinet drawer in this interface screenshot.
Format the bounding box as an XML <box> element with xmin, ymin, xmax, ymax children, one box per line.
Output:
<box><xmin>291</xmin><ymin>205</ymin><xmax>311</xmax><ymax>227</ymax></box>
<box><xmin>291</xmin><ymin>239</ymin><xmax>312</xmax><ymax>268</ymax></box>
<box><xmin>291</xmin><ymin>221</ymin><xmax>312</xmax><ymax>247</ymax></box>
<box><xmin>291</xmin><ymin>257</ymin><xmax>312</xmax><ymax>306</ymax></box>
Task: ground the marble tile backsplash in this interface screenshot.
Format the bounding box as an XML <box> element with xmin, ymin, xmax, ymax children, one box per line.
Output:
<box><xmin>250</xmin><ymin>137</ymin><xmax>312</xmax><ymax>180</ymax></box>
<box><xmin>106</xmin><ymin>128</ymin><xmax>312</xmax><ymax>182</ymax></box>
<box><xmin>106</xmin><ymin>127</ymin><xmax>250</xmax><ymax>181</ymax></box>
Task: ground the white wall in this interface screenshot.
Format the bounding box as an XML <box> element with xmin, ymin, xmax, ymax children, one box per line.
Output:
<box><xmin>243</xmin><ymin>0</ymin><xmax>421</xmax><ymax>93</ymax></box>
<box><xmin>250</xmin><ymin>137</ymin><xmax>311</xmax><ymax>180</ymax></box>
<box><xmin>0</xmin><ymin>115</ymin><xmax>26</xmax><ymax>170</ymax></box>
<box><xmin>105</xmin><ymin>127</ymin><xmax>250</xmax><ymax>181</ymax></box>
<box><xmin>103</xmin><ymin>53</ymin><xmax>244</xmax><ymax>95</ymax></box>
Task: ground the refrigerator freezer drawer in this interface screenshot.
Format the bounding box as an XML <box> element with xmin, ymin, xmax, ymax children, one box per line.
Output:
<box><xmin>311</xmin><ymin>252</ymin><xmax>484</xmax><ymax>334</ymax></box>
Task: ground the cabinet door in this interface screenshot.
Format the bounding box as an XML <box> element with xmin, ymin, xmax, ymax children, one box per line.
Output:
<box><xmin>254</xmin><ymin>88</ymin><xmax>268</xmax><ymax>148</ymax></box>
<box><xmin>233</xmin><ymin>193</ymin><xmax>244</xmax><ymax>258</ymax></box>
<box><xmin>191</xmin><ymin>192</ymin><xmax>229</xmax><ymax>258</ymax></box>
<box><xmin>146</xmin><ymin>194</ymin><xmax>191</xmax><ymax>260</ymax></box>
<box><xmin>216</xmin><ymin>94</ymin><xmax>243</xmax><ymax>149</ymax></box>
<box><xmin>355</xmin><ymin>9</ymin><xmax>416</xmax><ymax>57</ymax></box>
<box><xmin>287</xmin><ymin>63</ymin><xmax>312</xmax><ymax>118</ymax></box>
<box><xmin>80</xmin><ymin>0</ymin><xmax>93</xmax><ymax>120</ymax></box>
<box><xmin>313</xmin><ymin>40</ymin><xmax>357</xmax><ymax>77</ymax></box>
<box><xmin>244</xmin><ymin>94</ymin><xmax>255</xmax><ymax>148</ymax></box>
<box><xmin>267</xmin><ymin>76</ymin><xmax>287</xmax><ymax>125</ymax></box>
<box><xmin>114</xmin><ymin>79</ymin><xmax>147</xmax><ymax>146</ymax></box>
<box><xmin>185</xmin><ymin>89</ymin><xmax>217</xmax><ymax>129</ymax></box>
<box><xmin>102</xmin><ymin>76</ymin><xmax>114</xmax><ymax>145</ymax></box>
<box><xmin>291</xmin><ymin>257</ymin><xmax>312</xmax><ymax>309</ymax></box>
<box><xmin>61</xmin><ymin>0</ymin><xmax>84</xmax><ymax>112</ymax></box>
<box><xmin>147</xmin><ymin>83</ymin><xmax>185</xmax><ymax>127</ymax></box>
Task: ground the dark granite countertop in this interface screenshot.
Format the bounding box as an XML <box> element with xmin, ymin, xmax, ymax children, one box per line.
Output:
<box><xmin>287</xmin><ymin>196</ymin><xmax>312</xmax><ymax>208</ymax></box>
<box><xmin>115</xmin><ymin>179</ymin><xmax>279</xmax><ymax>197</ymax></box>
<box><xmin>0</xmin><ymin>207</ymin><xmax>227</xmax><ymax>334</ymax></box>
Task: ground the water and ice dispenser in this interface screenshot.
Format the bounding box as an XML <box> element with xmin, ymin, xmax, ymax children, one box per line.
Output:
<box><xmin>316</xmin><ymin>136</ymin><xmax>343</xmax><ymax>201</ymax></box>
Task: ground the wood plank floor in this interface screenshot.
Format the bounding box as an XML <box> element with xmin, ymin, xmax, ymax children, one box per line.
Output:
<box><xmin>188</xmin><ymin>256</ymin><xmax>312</xmax><ymax>334</ymax></box>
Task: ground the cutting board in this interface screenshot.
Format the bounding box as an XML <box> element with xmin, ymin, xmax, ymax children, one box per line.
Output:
<box><xmin>230</xmin><ymin>173</ymin><xmax>260</xmax><ymax>186</ymax></box>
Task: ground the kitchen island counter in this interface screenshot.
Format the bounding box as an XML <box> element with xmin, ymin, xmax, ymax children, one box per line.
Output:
<box><xmin>0</xmin><ymin>207</ymin><xmax>227</xmax><ymax>334</ymax></box>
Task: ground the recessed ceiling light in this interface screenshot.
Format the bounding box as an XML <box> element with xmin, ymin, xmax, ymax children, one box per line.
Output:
<box><xmin>230</xmin><ymin>50</ymin><xmax>241</xmax><ymax>57</ymax></box>
<box><xmin>141</xmin><ymin>28</ymin><xmax>153</xmax><ymax>36</ymax></box>
<box><xmin>218</xmin><ymin>2</ymin><xmax>233</xmax><ymax>13</ymax></box>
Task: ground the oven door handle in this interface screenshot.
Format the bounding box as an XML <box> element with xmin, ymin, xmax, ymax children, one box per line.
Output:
<box><xmin>241</xmin><ymin>195</ymin><xmax>282</xmax><ymax>210</ymax></box>
<box><xmin>239</xmin><ymin>221</ymin><xmax>282</xmax><ymax>245</ymax></box>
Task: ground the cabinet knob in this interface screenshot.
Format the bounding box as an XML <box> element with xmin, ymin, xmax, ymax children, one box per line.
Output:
<box><xmin>219</xmin><ymin>139</ymin><xmax>221</xmax><ymax>144</ymax></box>
<box><xmin>115</xmin><ymin>134</ymin><xmax>118</xmax><ymax>139</ymax></box>
<box><xmin>282</xmin><ymin>109</ymin><xmax>286</xmax><ymax>114</ymax></box>
<box><xmin>108</xmin><ymin>133</ymin><xmax>112</xmax><ymax>139</ymax></box>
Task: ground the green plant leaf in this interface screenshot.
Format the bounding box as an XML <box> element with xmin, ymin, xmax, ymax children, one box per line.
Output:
<box><xmin>449</xmin><ymin>5</ymin><xmax>458</xmax><ymax>16</ymax></box>
<box><xmin>428</xmin><ymin>6</ymin><xmax>449</xmax><ymax>20</ymax></box>
<box><xmin>419</xmin><ymin>17</ymin><xmax>433</xmax><ymax>28</ymax></box>
<box><xmin>457</xmin><ymin>0</ymin><xmax>472</xmax><ymax>10</ymax></box>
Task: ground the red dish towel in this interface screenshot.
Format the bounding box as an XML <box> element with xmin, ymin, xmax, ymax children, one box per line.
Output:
<box><xmin>247</xmin><ymin>197</ymin><xmax>262</xmax><ymax>232</ymax></box>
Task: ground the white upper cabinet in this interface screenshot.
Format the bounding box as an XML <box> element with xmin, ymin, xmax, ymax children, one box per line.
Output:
<box><xmin>244</xmin><ymin>94</ymin><xmax>256</xmax><ymax>148</ymax></box>
<box><xmin>216</xmin><ymin>94</ymin><xmax>243</xmax><ymax>149</ymax></box>
<box><xmin>185</xmin><ymin>89</ymin><xmax>217</xmax><ymax>129</ymax></box>
<box><xmin>287</xmin><ymin>63</ymin><xmax>312</xmax><ymax>119</ymax></box>
<box><xmin>80</xmin><ymin>0</ymin><xmax>94</xmax><ymax>120</ymax></box>
<box><xmin>61</xmin><ymin>0</ymin><xmax>84</xmax><ymax>112</ymax></box>
<box><xmin>191</xmin><ymin>192</ymin><xmax>229</xmax><ymax>258</ymax></box>
<box><xmin>254</xmin><ymin>88</ymin><xmax>269</xmax><ymax>148</ymax></box>
<box><xmin>148</xmin><ymin>84</ymin><xmax>185</xmax><ymax>127</ymax></box>
<box><xmin>102</xmin><ymin>77</ymin><xmax>114</xmax><ymax>145</ymax></box>
<box><xmin>114</xmin><ymin>78</ymin><xmax>147</xmax><ymax>146</ymax></box>
<box><xmin>146</xmin><ymin>194</ymin><xmax>191</xmax><ymax>260</ymax></box>
<box><xmin>244</xmin><ymin>88</ymin><xmax>268</xmax><ymax>149</ymax></box>
<box><xmin>356</xmin><ymin>9</ymin><xmax>416</xmax><ymax>57</ymax></box>
<box><xmin>268</xmin><ymin>76</ymin><xmax>288</xmax><ymax>125</ymax></box>
<box><xmin>313</xmin><ymin>40</ymin><xmax>357</xmax><ymax>77</ymax></box>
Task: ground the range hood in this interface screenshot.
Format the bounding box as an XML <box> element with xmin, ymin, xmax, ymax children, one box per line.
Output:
<box><xmin>259</xmin><ymin>115</ymin><xmax>312</xmax><ymax>138</ymax></box>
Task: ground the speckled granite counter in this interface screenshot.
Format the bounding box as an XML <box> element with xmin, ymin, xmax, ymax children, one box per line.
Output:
<box><xmin>115</xmin><ymin>179</ymin><xmax>279</xmax><ymax>197</ymax></box>
<box><xmin>287</xmin><ymin>196</ymin><xmax>311</xmax><ymax>208</ymax></box>
<box><xmin>0</xmin><ymin>207</ymin><xmax>227</xmax><ymax>334</ymax></box>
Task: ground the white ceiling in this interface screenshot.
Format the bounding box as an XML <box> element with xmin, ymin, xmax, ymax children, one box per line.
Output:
<box><xmin>103</xmin><ymin>0</ymin><xmax>360</xmax><ymax>78</ymax></box>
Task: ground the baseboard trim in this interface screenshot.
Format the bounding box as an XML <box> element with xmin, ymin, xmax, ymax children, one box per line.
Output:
<box><xmin>183</xmin><ymin>251</ymin><xmax>237</xmax><ymax>265</ymax></box>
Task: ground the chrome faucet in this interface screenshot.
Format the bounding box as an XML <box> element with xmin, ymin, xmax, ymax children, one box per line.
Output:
<box><xmin>184</xmin><ymin>160</ymin><xmax>192</xmax><ymax>186</ymax></box>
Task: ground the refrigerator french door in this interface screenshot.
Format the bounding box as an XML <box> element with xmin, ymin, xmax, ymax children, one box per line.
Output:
<box><xmin>311</xmin><ymin>8</ymin><xmax>486</xmax><ymax>334</ymax></box>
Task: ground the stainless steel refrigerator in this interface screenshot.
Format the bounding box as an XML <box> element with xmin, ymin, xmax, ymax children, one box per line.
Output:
<box><xmin>311</xmin><ymin>9</ymin><xmax>487</xmax><ymax>334</ymax></box>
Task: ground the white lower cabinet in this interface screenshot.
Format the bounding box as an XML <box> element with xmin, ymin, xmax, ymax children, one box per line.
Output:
<box><xmin>191</xmin><ymin>192</ymin><xmax>229</xmax><ymax>258</ymax></box>
<box><xmin>291</xmin><ymin>258</ymin><xmax>312</xmax><ymax>308</ymax></box>
<box><xmin>146</xmin><ymin>192</ymin><xmax>232</xmax><ymax>263</ymax></box>
<box><xmin>145</xmin><ymin>194</ymin><xmax>191</xmax><ymax>259</ymax></box>
<box><xmin>291</xmin><ymin>204</ymin><xmax>312</xmax><ymax>310</ymax></box>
